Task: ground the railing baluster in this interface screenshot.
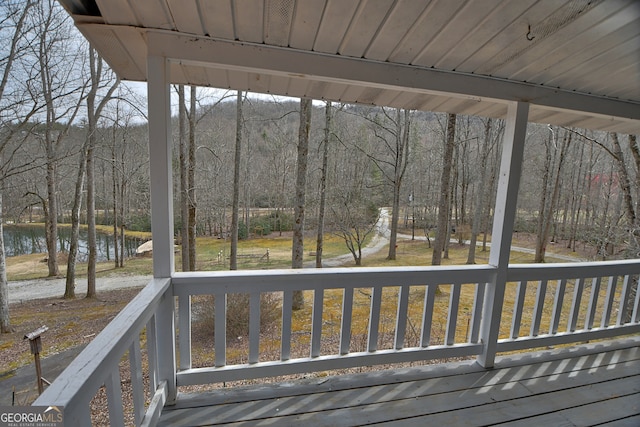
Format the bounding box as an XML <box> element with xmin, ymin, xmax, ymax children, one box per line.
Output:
<box><xmin>178</xmin><ymin>295</ymin><xmax>191</xmax><ymax>370</ymax></box>
<box><xmin>511</xmin><ymin>281</ymin><xmax>527</xmax><ymax>339</ymax></box>
<box><xmin>310</xmin><ymin>289</ymin><xmax>324</xmax><ymax>358</ymax></box>
<box><xmin>340</xmin><ymin>287</ymin><xmax>354</xmax><ymax>355</ymax></box>
<box><xmin>249</xmin><ymin>292</ymin><xmax>261</xmax><ymax>363</ymax></box>
<box><xmin>281</xmin><ymin>291</ymin><xmax>293</xmax><ymax>361</ymax></box>
<box><xmin>568</xmin><ymin>277</ymin><xmax>585</xmax><ymax>332</ymax></box>
<box><xmin>530</xmin><ymin>280</ymin><xmax>548</xmax><ymax>337</ymax></box>
<box><xmin>585</xmin><ymin>277</ymin><xmax>602</xmax><ymax>330</ymax></box>
<box><xmin>214</xmin><ymin>293</ymin><xmax>226</xmax><ymax>367</ymax></box>
<box><xmin>106</xmin><ymin>369</ymin><xmax>126</xmax><ymax>427</ymax></box>
<box><xmin>394</xmin><ymin>285</ymin><xmax>410</xmax><ymax>350</ymax></box>
<box><xmin>129</xmin><ymin>341</ymin><xmax>145</xmax><ymax>426</ymax></box>
<box><xmin>368</xmin><ymin>286</ymin><xmax>382</xmax><ymax>352</ymax></box>
<box><xmin>421</xmin><ymin>284</ymin><xmax>437</xmax><ymax>347</ymax></box>
<box><xmin>617</xmin><ymin>274</ymin><xmax>631</xmax><ymax>326</ymax></box>
<box><xmin>445</xmin><ymin>284</ymin><xmax>461</xmax><ymax>345</ymax></box>
<box><xmin>632</xmin><ymin>275</ymin><xmax>640</xmax><ymax>323</ymax></box>
<box><xmin>469</xmin><ymin>282</ymin><xmax>485</xmax><ymax>343</ymax></box>
<box><xmin>601</xmin><ymin>276</ymin><xmax>618</xmax><ymax>328</ymax></box>
<box><xmin>550</xmin><ymin>279</ymin><xmax>567</xmax><ymax>334</ymax></box>
<box><xmin>146</xmin><ymin>315</ymin><xmax>158</xmax><ymax>393</ymax></box>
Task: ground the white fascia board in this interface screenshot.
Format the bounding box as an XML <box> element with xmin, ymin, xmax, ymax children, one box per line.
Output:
<box><xmin>146</xmin><ymin>29</ymin><xmax>640</xmax><ymax>122</ymax></box>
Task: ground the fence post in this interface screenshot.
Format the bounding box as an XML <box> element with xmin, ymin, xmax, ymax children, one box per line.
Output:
<box><xmin>478</xmin><ymin>101</ymin><xmax>529</xmax><ymax>368</ymax></box>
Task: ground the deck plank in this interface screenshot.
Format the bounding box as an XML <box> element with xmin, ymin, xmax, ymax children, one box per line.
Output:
<box><xmin>159</xmin><ymin>338</ymin><xmax>640</xmax><ymax>427</ymax></box>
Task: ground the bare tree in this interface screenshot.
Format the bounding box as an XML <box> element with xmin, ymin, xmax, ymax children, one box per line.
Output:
<box><xmin>467</xmin><ymin>119</ymin><xmax>494</xmax><ymax>264</ymax></box>
<box><xmin>230</xmin><ymin>91</ymin><xmax>243</xmax><ymax>270</ymax></box>
<box><xmin>331</xmin><ymin>199</ymin><xmax>379</xmax><ymax>266</ymax></box>
<box><xmin>315</xmin><ymin>101</ymin><xmax>332</xmax><ymax>268</ymax></box>
<box><xmin>353</xmin><ymin>107</ymin><xmax>412</xmax><ymax>260</ymax></box>
<box><xmin>86</xmin><ymin>47</ymin><xmax>120</xmax><ymax>297</ymax></box>
<box><xmin>32</xmin><ymin>0</ymin><xmax>87</xmax><ymax>278</ymax></box>
<box><xmin>0</xmin><ymin>0</ymin><xmax>37</xmax><ymax>332</ymax></box>
<box><xmin>432</xmin><ymin>113</ymin><xmax>457</xmax><ymax>265</ymax></box>
<box><xmin>64</xmin><ymin>46</ymin><xmax>118</xmax><ymax>298</ymax></box>
<box><xmin>534</xmin><ymin>127</ymin><xmax>572</xmax><ymax>262</ymax></box>
<box><xmin>178</xmin><ymin>85</ymin><xmax>189</xmax><ymax>270</ymax></box>
<box><xmin>292</xmin><ymin>98</ymin><xmax>311</xmax><ymax>309</ymax></box>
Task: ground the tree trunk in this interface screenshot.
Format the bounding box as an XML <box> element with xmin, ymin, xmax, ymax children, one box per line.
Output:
<box><xmin>64</xmin><ymin>139</ymin><xmax>89</xmax><ymax>299</ymax></box>
<box><xmin>188</xmin><ymin>85</ymin><xmax>197</xmax><ymax>271</ymax></box>
<box><xmin>0</xmin><ymin>0</ymin><xmax>35</xmax><ymax>331</ymax></box>
<box><xmin>45</xmin><ymin>152</ymin><xmax>59</xmax><ymax>277</ymax></box>
<box><xmin>535</xmin><ymin>128</ymin><xmax>572</xmax><ymax>262</ymax></box>
<box><xmin>467</xmin><ymin>118</ymin><xmax>492</xmax><ymax>264</ymax></box>
<box><xmin>0</xmin><ymin>193</ymin><xmax>10</xmax><ymax>332</ymax></box>
<box><xmin>86</xmin><ymin>143</ymin><xmax>97</xmax><ymax>298</ymax></box>
<box><xmin>432</xmin><ymin>113</ymin><xmax>456</xmax><ymax>265</ymax></box>
<box><xmin>387</xmin><ymin>109</ymin><xmax>411</xmax><ymax>261</ymax></box>
<box><xmin>292</xmin><ymin>98</ymin><xmax>311</xmax><ymax>309</ymax></box>
<box><xmin>179</xmin><ymin>85</ymin><xmax>190</xmax><ymax>271</ymax></box>
<box><xmin>230</xmin><ymin>90</ymin><xmax>243</xmax><ymax>270</ymax></box>
<box><xmin>316</xmin><ymin>101</ymin><xmax>331</xmax><ymax>268</ymax></box>
<box><xmin>111</xmin><ymin>144</ymin><xmax>120</xmax><ymax>268</ymax></box>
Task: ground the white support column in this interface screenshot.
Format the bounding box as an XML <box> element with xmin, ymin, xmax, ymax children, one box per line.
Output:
<box><xmin>147</xmin><ymin>55</ymin><xmax>177</xmax><ymax>402</ymax></box>
<box><xmin>147</xmin><ymin>55</ymin><xmax>175</xmax><ymax>278</ymax></box>
<box><xmin>478</xmin><ymin>101</ymin><xmax>529</xmax><ymax>368</ymax></box>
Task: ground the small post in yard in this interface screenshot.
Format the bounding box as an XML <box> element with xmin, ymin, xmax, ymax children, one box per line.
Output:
<box><xmin>24</xmin><ymin>325</ymin><xmax>49</xmax><ymax>394</ymax></box>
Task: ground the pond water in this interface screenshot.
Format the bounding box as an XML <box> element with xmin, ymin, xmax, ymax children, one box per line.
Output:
<box><xmin>2</xmin><ymin>224</ymin><xmax>145</xmax><ymax>262</ymax></box>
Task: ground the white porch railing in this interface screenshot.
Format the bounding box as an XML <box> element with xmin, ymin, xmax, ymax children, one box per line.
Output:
<box><xmin>34</xmin><ymin>260</ymin><xmax>640</xmax><ymax>426</ymax></box>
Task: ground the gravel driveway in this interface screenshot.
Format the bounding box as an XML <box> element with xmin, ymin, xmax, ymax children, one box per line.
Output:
<box><xmin>8</xmin><ymin>274</ymin><xmax>152</xmax><ymax>304</ymax></box>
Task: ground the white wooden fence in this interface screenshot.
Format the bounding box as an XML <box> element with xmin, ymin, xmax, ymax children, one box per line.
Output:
<box><xmin>34</xmin><ymin>260</ymin><xmax>640</xmax><ymax>426</ymax></box>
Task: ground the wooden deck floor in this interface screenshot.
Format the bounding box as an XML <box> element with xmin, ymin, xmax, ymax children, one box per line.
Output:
<box><xmin>159</xmin><ymin>337</ymin><xmax>640</xmax><ymax>426</ymax></box>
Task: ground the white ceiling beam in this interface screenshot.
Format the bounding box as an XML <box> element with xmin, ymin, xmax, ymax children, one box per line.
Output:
<box><xmin>146</xmin><ymin>29</ymin><xmax>640</xmax><ymax>123</ymax></box>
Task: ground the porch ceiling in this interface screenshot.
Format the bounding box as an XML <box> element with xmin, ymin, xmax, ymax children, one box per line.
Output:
<box><xmin>60</xmin><ymin>0</ymin><xmax>640</xmax><ymax>134</ymax></box>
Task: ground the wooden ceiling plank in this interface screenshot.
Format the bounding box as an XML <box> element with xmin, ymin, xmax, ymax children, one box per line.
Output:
<box><xmin>166</xmin><ymin>0</ymin><xmax>204</xmax><ymax>34</ymax></box>
<box><xmin>387</xmin><ymin>0</ymin><xmax>466</xmax><ymax>65</ymax></box>
<box><xmin>233</xmin><ymin>0</ymin><xmax>265</xmax><ymax>43</ymax></box>
<box><xmin>338</xmin><ymin>0</ymin><xmax>395</xmax><ymax>58</ymax></box>
<box><xmin>435</xmin><ymin>0</ymin><xmax>537</xmax><ymax>72</ymax></box>
<box><xmin>204</xmin><ymin>67</ymin><xmax>232</xmax><ymax>90</ymax></box>
<box><xmin>247</xmin><ymin>72</ymin><xmax>271</xmax><ymax>94</ymax></box>
<box><xmin>95</xmin><ymin>0</ymin><xmax>137</xmax><ymax>25</ymax></box>
<box><xmin>129</xmin><ymin>0</ymin><xmax>174</xmax><ymax>30</ymax></box>
<box><xmin>286</xmin><ymin>78</ymin><xmax>311</xmax><ymax>98</ymax></box>
<box><xmin>198</xmin><ymin>0</ymin><xmax>234</xmax><ymax>39</ymax></box>
<box><xmin>494</xmin><ymin>0</ymin><xmax>633</xmax><ymax>78</ymax></box>
<box><xmin>412</xmin><ymin>0</ymin><xmax>504</xmax><ymax>68</ymax></box>
<box><xmin>313</xmin><ymin>0</ymin><xmax>360</xmax><ymax>53</ymax></box>
<box><xmin>289</xmin><ymin>0</ymin><xmax>326</xmax><ymax>50</ymax></box>
<box><xmin>566</xmin><ymin>37</ymin><xmax>640</xmax><ymax>97</ymax></box>
<box><xmin>458</xmin><ymin>0</ymin><xmax>565</xmax><ymax>74</ymax></box>
<box><xmin>531</xmin><ymin>18</ymin><xmax>639</xmax><ymax>87</ymax></box>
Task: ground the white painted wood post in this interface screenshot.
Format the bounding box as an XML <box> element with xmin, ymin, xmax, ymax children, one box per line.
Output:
<box><xmin>147</xmin><ymin>54</ymin><xmax>177</xmax><ymax>401</ymax></box>
<box><xmin>477</xmin><ymin>101</ymin><xmax>529</xmax><ymax>368</ymax></box>
<box><xmin>147</xmin><ymin>54</ymin><xmax>175</xmax><ymax>278</ymax></box>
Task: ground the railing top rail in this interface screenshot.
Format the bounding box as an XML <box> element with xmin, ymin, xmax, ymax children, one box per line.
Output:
<box><xmin>33</xmin><ymin>277</ymin><xmax>171</xmax><ymax>408</ymax></box>
<box><xmin>507</xmin><ymin>259</ymin><xmax>640</xmax><ymax>281</ymax></box>
<box><xmin>171</xmin><ymin>265</ymin><xmax>497</xmax><ymax>294</ymax></box>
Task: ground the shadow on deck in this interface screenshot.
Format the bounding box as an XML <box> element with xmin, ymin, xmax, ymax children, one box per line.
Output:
<box><xmin>159</xmin><ymin>337</ymin><xmax>640</xmax><ymax>427</ymax></box>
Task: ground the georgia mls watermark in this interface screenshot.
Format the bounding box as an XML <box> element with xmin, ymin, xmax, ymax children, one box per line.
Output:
<box><xmin>0</xmin><ymin>406</ymin><xmax>63</xmax><ymax>427</ymax></box>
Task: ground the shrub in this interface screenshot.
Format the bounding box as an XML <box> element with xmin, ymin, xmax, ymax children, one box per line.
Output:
<box><xmin>192</xmin><ymin>293</ymin><xmax>280</xmax><ymax>342</ymax></box>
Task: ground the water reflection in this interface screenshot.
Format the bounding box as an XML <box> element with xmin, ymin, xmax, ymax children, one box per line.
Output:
<box><xmin>2</xmin><ymin>225</ymin><xmax>145</xmax><ymax>262</ymax></box>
